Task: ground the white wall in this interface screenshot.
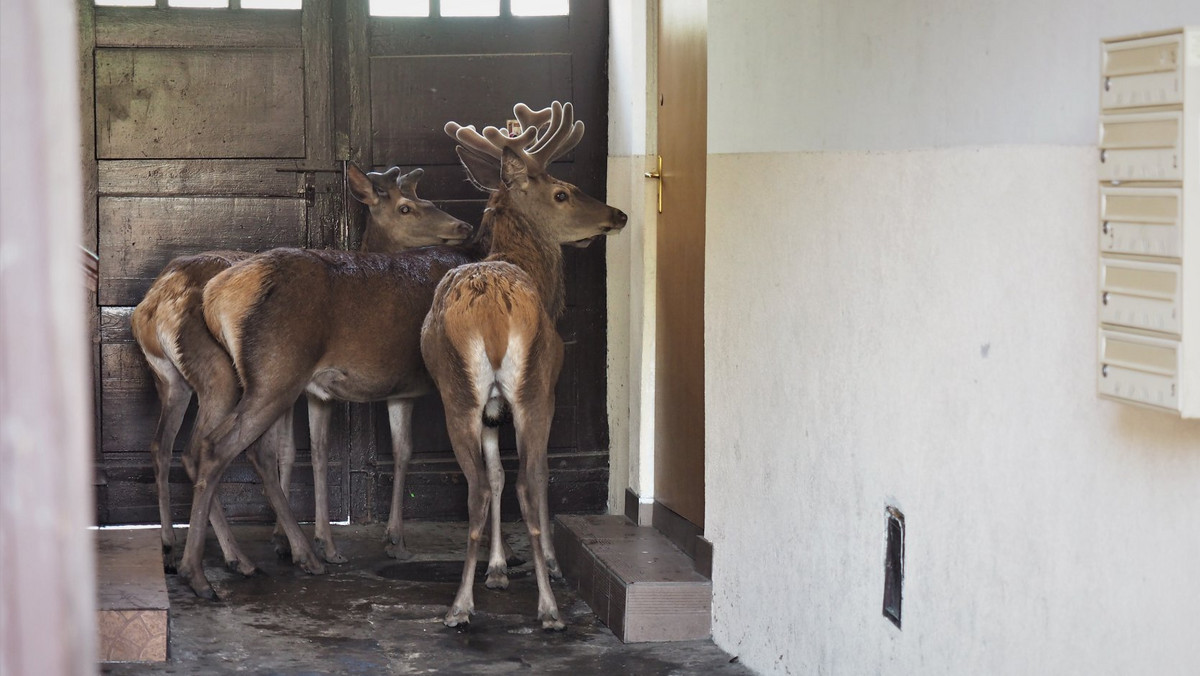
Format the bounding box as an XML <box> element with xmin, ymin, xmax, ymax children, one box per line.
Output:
<box><xmin>607</xmin><ymin>0</ymin><xmax>658</xmax><ymax>516</ymax></box>
<box><xmin>702</xmin><ymin>1</ymin><xmax>1200</xmax><ymax>674</ymax></box>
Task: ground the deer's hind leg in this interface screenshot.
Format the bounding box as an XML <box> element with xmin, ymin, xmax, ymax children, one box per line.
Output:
<box><xmin>179</xmin><ymin>385</ymin><xmax>326</xmax><ymax>600</ymax></box>
<box><xmin>441</xmin><ymin>400</ymin><xmax>489</xmax><ymax>627</ymax></box>
<box><xmin>146</xmin><ymin>360</ymin><xmax>192</xmax><ymax>571</ymax></box>
<box><xmin>511</xmin><ymin>334</ymin><xmax>565</xmax><ymax>630</ymax></box>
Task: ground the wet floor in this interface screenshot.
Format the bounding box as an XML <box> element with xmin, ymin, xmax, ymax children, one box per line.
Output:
<box><xmin>102</xmin><ymin>522</ymin><xmax>751</xmax><ymax>676</ymax></box>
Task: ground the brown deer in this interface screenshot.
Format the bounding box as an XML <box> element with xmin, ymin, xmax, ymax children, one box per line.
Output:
<box><xmin>422</xmin><ymin>101</ymin><xmax>627</xmax><ymax>629</ymax></box>
<box><xmin>131</xmin><ymin>165</ymin><xmax>469</xmax><ymax>574</ymax></box>
<box><xmin>174</xmin><ymin>171</ymin><xmax>497</xmax><ymax>597</ymax></box>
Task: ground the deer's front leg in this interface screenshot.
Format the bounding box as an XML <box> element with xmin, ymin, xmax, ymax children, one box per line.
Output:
<box><xmin>384</xmin><ymin>398</ymin><xmax>415</xmax><ymax>560</ymax></box>
<box><xmin>308</xmin><ymin>395</ymin><xmax>346</xmax><ymax>564</ymax></box>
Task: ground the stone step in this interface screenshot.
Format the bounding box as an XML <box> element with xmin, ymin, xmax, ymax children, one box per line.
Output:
<box><xmin>96</xmin><ymin>528</ymin><xmax>169</xmax><ymax>662</ymax></box>
<box><xmin>553</xmin><ymin>514</ymin><xmax>711</xmax><ymax>643</ymax></box>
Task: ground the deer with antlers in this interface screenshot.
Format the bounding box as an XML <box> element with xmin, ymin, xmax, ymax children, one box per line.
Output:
<box><xmin>422</xmin><ymin>101</ymin><xmax>627</xmax><ymax>629</ymax></box>
<box><xmin>132</xmin><ymin>165</ymin><xmax>470</xmax><ymax>574</ymax></box>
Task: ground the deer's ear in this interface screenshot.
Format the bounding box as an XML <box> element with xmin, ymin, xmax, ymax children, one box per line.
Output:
<box><xmin>346</xmin><ymin>163</ymin><xmax>379</xmax><ymax>206</ymax></box>
<box><xmin>500</xmin><ymin>146</ymin><xmax>530</xmax><ymax>190</ymax></box>
<box><xmin>456</xmin><ymin>146</ymin><xmax>501</xmax><ymax>192</ymax></box>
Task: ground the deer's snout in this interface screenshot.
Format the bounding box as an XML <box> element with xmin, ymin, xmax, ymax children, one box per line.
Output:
<box><xmin>453</xmin><ymin>220</ymin><xmax>473</xmax><ymax>238</ymax></box>
<box><xmin>607</xmin><ymin>207</ymin><xmax>628</xmax><ymax>232</ymax></box>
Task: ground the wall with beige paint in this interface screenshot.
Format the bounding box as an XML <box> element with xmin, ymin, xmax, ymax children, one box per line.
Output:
<box><xmin>700</xmin><ymin>1</ymin><xmax>1200</xmax><ymax>674</ymax></box>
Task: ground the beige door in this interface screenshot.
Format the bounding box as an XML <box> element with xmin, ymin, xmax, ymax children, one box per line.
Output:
<box><xmin>654</xmin><ymin>0</ymin><xmax>707</xmax><ymax>529</ymax></box>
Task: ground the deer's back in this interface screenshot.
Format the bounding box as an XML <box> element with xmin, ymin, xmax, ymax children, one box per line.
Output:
<box><xmin>205</xmin><ymin>246</ymin><xmax>474</xmax><ymax>397</ymax></box>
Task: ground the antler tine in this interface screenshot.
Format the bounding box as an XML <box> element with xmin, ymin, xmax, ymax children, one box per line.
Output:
<box><xmin>526</xmin><ymin>101</ymin><xmax>584</xmax><ymax>166</ymax></box>
<box><xmin>514</xmin><ymin>103</ymin><xmax>554</xmax><ymax>136</ymax></box>
<box><xmin>397</xmin><ymin>167</ymin><xmax>423</xmax><ymax>199</ymax></box>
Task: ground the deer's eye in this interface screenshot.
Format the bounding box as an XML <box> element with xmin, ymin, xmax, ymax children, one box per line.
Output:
<box><xmin>399</xmin><ymin>204</ymin><xmax>412</xmax><ymax>214</ymax></box>
<box><xmin>554</xmin><ymin>191</ymin><xmax>569</xmax><ymax>202</ymax></box>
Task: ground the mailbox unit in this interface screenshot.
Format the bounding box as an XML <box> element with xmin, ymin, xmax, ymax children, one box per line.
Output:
<box><xmin>1098</xmin><ymin>28</ymin><xmax>1199</xmax><ymax>417</ymax></box>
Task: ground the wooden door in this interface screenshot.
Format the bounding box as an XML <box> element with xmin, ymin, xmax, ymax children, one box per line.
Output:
<box><xmin>343</xmin><ymin>0</ymin><xmax>613</xmax><ymax>523</ymax></box>
<box><xmin>654</xmin><ymin>0</ymin><xmax>707</xmax><ymax>529</ymax></box>
<box><xmin>83</xmin><ymin>1</ymin><xmax>347</xmax><ymax>525</ymax></box>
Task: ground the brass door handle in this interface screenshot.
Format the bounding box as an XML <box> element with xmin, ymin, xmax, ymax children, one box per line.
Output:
<box><xmin>645</xmin><ymin>155</ymin><xmax>663</xmax><ymax>213</ymax></box>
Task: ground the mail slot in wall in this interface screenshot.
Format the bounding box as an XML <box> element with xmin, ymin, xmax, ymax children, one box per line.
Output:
<box><xmin>1098</xmin><ymin>28</ymin><xmax>1198</xmax><ymax>418</ymax></box>
<box><xmin>1101</xmin><ymin>34</ymin><xmax>1183</xmax><ymax>109</ymax></box>
<box><xmin>1099</xmin><ymin>257</ymin><xmax>1181</xmax><ymax>334</ymax></box>
<box><xmin>1098</xmin><ymin>112</ymin><xmax>1182</xmax><ymax>181</ymax></box>
<box><xmin>1100</xmin><ymin>187</ymin><xmax>1182</xmax><ymax>257</ymax></box>
<box><xmin>1098</xmin><ymin>329</ymin><xmax>1179</xmax><ymax>411</ymax></box>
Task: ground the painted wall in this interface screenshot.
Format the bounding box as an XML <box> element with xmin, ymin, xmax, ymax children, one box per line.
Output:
<box><xmin>701</xmin><ymin>1</ymin><xmax>1200</xmax><ymax>674</ymax></box>
<box><xmin>607</xmin><ymin>0</ymin><xmax>658</xmax><ymax>516</ymax></box>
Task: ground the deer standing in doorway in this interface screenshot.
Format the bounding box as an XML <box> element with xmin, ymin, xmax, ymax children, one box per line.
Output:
<box><xmin>422</xmin><ymin>101</ymin><xmax>627</xmax><ymax>629</ymax></box>
<box><xmin>131</xmin><ymin>165</ymin><xmax>470</xmax><ymax>573</ymax></box>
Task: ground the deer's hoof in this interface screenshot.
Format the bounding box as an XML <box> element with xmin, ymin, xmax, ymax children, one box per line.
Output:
<box><xmin>485</xmin><ymin>567</ymin><xmax>509</xmax><ymax>590</ymax></box>
<box><xmin>272</xmin><ymin>533</ymin><xmax>291</xmax><ymax>559</ymax></box>
<box><xmin>444</xmin><ymin>608</ymin><xmax>471</xmax><ymax>628</ymax></box>
<box><xmin>313</xmin><ymin>538</ymin><xmax>346</xmax><ymax>564</ymax></box>
<box><xmin>226</xmin><ymin>558</ymin><xmax>258</xmax><ymax>577</ymax></box>
<box><xmin>540</xmin><ymin>614</ymin><xmax>566</xmax><ymax>632</ymax></box>
<box><xmin>296</xmin><ymin>555</ymin><xmax>326</xmax><ymax>576</ymax></box>
<box><xmin>385</xmin><ymin>542</ymin><xmax>413</xmax><ymax>560</ymax></box>
<box><xmin>546</xmin><ymin>558</ymin><xmax>563</xmax><ymax>580</ymax></box>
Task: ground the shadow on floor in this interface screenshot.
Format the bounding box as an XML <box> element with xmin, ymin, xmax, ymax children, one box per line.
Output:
<box><xmin>101</xmin><ymin>522</ymin><xmax>750</xmax><ymax>675</ymax></box>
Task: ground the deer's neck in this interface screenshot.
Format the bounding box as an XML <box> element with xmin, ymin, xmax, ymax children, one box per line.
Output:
<box><xmin>484</xmin><ymin>200</ymin><xmax>564</xmax><ymax>320</ymax></box>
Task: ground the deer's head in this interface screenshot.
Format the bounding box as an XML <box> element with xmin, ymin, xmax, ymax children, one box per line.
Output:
<box><xmin>445</xmin><ymin>101</ymin><xmax>627</xmax><ymax>247</ymax></box>
<box><xmin>348</xmin><ymin>164</ymin><xmax>473</xmax><ymax>250</ymax></box>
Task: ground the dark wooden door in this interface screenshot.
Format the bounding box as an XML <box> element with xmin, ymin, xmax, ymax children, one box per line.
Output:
<box><xmin>85</xmin><ymin>0</ymin><xmax>612</xmax><ymax>525</ymax></box>
<box><xmin>342</xmin><ymin>0</ymin><xmax>612</xmax><ymax>523</ymax></box>
<box><xmin>84</xmin><ymin>1</ymin><xmax>348</xmax><ymax>525</ymax></box>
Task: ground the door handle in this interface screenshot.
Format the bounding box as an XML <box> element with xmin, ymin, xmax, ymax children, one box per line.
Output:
<box><xmin>644</xmin><ymin>155</ymin><xmax>663</xmax><ymax>213</ymax></box>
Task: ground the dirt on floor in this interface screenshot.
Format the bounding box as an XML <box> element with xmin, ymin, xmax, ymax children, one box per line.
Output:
<box><xmin>101</xmin><ymin>522</ymin><xmax>751</xmax><ymax>676</ymax></box>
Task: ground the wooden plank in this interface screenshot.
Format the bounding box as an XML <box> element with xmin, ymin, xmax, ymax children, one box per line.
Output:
<box><xmin>99</xmin><ymin>159</ymin><xmax>303</xmax><ymax>197</ymax></box>
<box><xmin>368</xmin><ymin>15</ymin><xmax>569</xmax><ymax>56</ymax></box>
<box><xmin>97</xmin><ymin>195</ymin><xmax>306</xmax><ymax>306</ymax></box>
<box><xmin>302</xmin><ymin>1</ymin><xmax>334</xmax><ymax>163</ymax></box>
<box><xmin>95</xmin><ymin>48</ymin><xmax>306</xmax><ymax>159</ymax></box>
<box><xmin>369</xmin><ymin>53</ymin><xmax>572</xmax><ymax>166</ymax></box>
<box><xmin>95</xmin><ymin>7</ymin><xmax>302</xmax><ymax>49</ymax></box>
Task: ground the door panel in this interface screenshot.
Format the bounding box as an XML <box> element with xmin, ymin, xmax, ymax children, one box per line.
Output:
<box><xmin>654</xmin><ymin>0</ymin><xmax>707</xmax><ymax>528</ymax></box>
<box><xmin>97</xmin><ymin>196</ymin><xmax>306</xmax><ymax>306</ymax></box>
<box><xmin>95</xmin><ymin>48</ymin><xmax>306</xmax><ymax>159</ymax></box>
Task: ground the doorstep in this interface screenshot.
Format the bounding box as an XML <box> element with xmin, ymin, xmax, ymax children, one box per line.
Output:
<box><xmin>553</xmin><ymin>514</ymin><xmax>711</xmax><ymax>643</ymax></box>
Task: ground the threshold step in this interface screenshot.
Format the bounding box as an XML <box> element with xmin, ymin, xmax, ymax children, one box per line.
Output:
<box><xmin>554</xmin><ymin>514</ymin><xmax>711</xmax><ymax>643</ymax></box>
<box><xmin>96</xmin><ymin>528</ymin><xmax>168</xmax><ymax>662</ymax></box>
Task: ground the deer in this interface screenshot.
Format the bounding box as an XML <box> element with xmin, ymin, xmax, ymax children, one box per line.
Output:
<box><xmin>130</xmin><ymin>164</ymin><xmax>470</xmax><ymax>575</ymax></box>
<box><xmin>421</xmin><ymin>101</ymin><xmax>627</xmax><ymax>630</ymax></box>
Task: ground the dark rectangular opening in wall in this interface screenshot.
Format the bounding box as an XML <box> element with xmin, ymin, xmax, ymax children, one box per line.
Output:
<box><xmin>883</xmin><ymin>506</ymin><xmax>904</xmax><ymax>629</ymax></box>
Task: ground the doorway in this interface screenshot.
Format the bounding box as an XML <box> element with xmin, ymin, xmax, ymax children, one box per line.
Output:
<box><xmin>81</xmin><ymin>0</ymin><xmax>613</xmax><ymax>526</ymax></box>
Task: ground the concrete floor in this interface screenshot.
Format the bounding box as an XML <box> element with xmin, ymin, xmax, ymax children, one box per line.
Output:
<box><xmin>102</xmin><ymin>522</ymin><xmax>751</xmax><ymax>676</ymax></box>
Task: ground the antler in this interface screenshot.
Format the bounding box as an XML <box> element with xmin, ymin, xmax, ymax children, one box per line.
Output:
<box><xmin>444</xmin><ymin>101</ymin><xmax>584</xmax><ymax>176</ymax></box>
<box><xmin>366</xmin><ymin>166</ymin><xmax>424</xmax><ymax>200</ymax></box>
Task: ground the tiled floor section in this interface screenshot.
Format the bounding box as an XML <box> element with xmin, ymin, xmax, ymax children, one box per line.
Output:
<box><xmin>97</xmin><ymin>529</ymin><xmax>169</xmax><ymax>662</ymax></box>
<box><xmin>554</xmin><ymin>515</ymin><xmax>712</xmax><ymax>642</ymax></box>
<box><xmin>99</xmin><ymin>522</ymin><xmax>751</xmax><ymax>675</ymax></box>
